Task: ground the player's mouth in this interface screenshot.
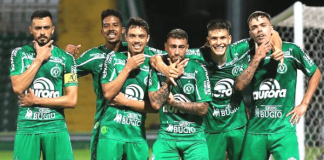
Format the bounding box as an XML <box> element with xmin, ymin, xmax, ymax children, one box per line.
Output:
<box><xmin>212</xmin><ymin>45</ymin><xmax>227</xmax><ymax>54</ymax></box>
<box><xmin>132</xmin><ymin>44</ymin><xmax>142</xmax><ymax>50</ymax></box>
<box><xmin>107</xmin><ymin>33</ymin><xmax>117</xmax><ymax>38</ymax></box>
<box><xmin>257</xmin><ymin>34</ymin><xmax>266</xmax><ymax>40</ymax></box>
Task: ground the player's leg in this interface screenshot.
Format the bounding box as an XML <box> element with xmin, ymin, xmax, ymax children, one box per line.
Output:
<box><xmin>226</xmin><ymin>126</ymin><xmax>246</xmax><ymax>160</ymax></box>
<box><xmin>150</xmin><ymin>139</ymin><xmax>179</xmax><ymax>160</ymax></box>
<box><xmin>124</xmin><ymin>141</ymin><xmax>149</xmax><ymax>160</ymax></box>
<box><xmin>41</xmin><ymin>131</ymin><xmax>74</xmax><ymax>160</ymax></box>
<box><xmin>270</xmin><ymin>131</ymin><xmax>299</xmax><ymax>160</ymax></box>
<box><xmin>12</xmin><ymin>134</ymin><xmax>41</xmax><ymax>160</ymax></box>
<box><xmin>241</xmin><ymin>133</ymin><xmax>269</xmax><ymax>160</ymax></box>
<box><xmin>90</xmin><ymin>121</ymin><xmax>100</xmax><ymax>160</ymax></box>
<box><xmin>97</xmin><ymin>138</ymin><xmax>124</xmax><ymax>160</ymax></box>
<box><xmin>205</xmin><ymin>132</ymin><xmax>226</xmax><ymax>160</ymax></box>
<box><xmin>181</xmin><ymin>140</ymin><xmax>209</xmax><ymax>160</ymax></box>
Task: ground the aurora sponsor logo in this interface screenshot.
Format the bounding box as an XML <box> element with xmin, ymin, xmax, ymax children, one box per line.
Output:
<box><xmin>253</xmin><ymin>78</ymin><xmax>286</xmax><ymax>100</ymax></box>
<box><xmin>162</xmin><ymin>94</ymin><xmax>190</xmax><ymax>114</ymax></box>
<box><xmin>31</xmin><ymin>77</ymin><xmax>59</xmax><ymax>98</ymax></box>
<box><xmin>254</xmin><ymin>105</ymin><xmax>282</xmax><ymax>118</ymax></box>
<box><xmin>213</xmin><ymin>78</ymin><xmax>234</xmax><ymax>98</ymax></box>
<box><xmin>125</xmin><ymin>84</ymin><xmax>144</xmax><ymax>100</ymax></box>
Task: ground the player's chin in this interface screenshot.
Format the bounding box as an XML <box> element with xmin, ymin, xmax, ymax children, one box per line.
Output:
<box><xmin>37</xmin><ymin>40</ymin><xmax>49</xmax><ymax>46</ymax></box>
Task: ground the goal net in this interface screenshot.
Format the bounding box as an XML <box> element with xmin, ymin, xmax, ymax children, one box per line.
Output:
<box><xmin>272</xmin><ymin>2</ymin><xmax>324</xmax><ymax>160</ymax></box>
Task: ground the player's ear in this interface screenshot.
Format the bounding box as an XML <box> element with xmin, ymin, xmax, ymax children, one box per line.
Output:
<box><xmin>164</xmin><ymin>42</ymin><xmax>167</xmax><ymax>51</ymax></box>
<box><xmin>229</xmin><ymin>35</ymin><xmax>232</xmax><ymax>44</ymax></box>
<box><xmin>147</xmin><ymin>35</ymin><xmax>150</xmax><ymax>43</ymax></box>
<box><xmin>121</xmin><ymin>27</ymin><xmax>125</xmax><ymax>34</ymax></box>
<box><xmin>29</xmin><ymin>26</ymin><xmax>32</xmax><ymax>35</ymax></box>
<box><xmin>51</xmin><ymin>26</ymin><xmax>55</xmax><ymax>35</ymax></box>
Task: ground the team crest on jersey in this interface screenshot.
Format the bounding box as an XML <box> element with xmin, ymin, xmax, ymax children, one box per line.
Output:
<box><xmin>277</xmin><ymin>63</ymin><xmax>287</xmax><ymax>74</ymax></box>
<box><xmin>213</xmin><ymin>78</ymin><xmax>234</xmax><ymax>98</ymax></box>
<box><xmin>232</xmin><ymin>64</ymin><xmax>246</xmax><ymax>76</ymax></box>
<box><xmin>183</xmin><ymin>82</ymin><xmax>194</xmax><ymax>94</ymax></box>
<box><xmin>125</xmin><ymin>84</ymin><xmax>144</xmax><ymax>100</ymax></box>
<box><xmin>51</xmin><ymin>66</ymin><xmax>61</xmax><ymax>77</ymax></box>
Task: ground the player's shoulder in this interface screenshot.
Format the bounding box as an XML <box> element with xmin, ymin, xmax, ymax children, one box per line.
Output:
<box><xmin>79</xmin><ymin>45</ymin><xmax>106</xmax><ymax>59</ymax></box>
<box><xmin>53</xmin><ymin>45</ymin><xmax>75</xmax><ymax>59</ymax></box>
<box><xmin>186</xmin><ymin>48</ymin><xmax>202</xmax><ymax>56</ymax></box>
<box><xmin>144</xmin><ymin>46</ymin><xmax>165</xmax><ymax>56</ymax></box>
<box><xmin>12</xmin><ymin>44</ymin><xmax>33</xmax><ymax>54</ymax></box>
<box><xmin>282</xmin><ymin>41</ymin><xmax>305</xmax><ymax>56</ymax></box>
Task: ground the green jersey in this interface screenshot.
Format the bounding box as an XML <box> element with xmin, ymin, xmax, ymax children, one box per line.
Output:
<box><xmin>247</xmin><ymin>42</ymin><xmax>318</xmax><ymax>134</ymax></box>
<box><xmin>199</xmin><ymin>47</ymin><xmax>249</xmax><ymax>133</ymax></box>
<box><xmin>148</xmin><ymin>58</ymin><xmax>212</xmax><ymax>141</ymax></box>
<box><xmin>10</xmin><ymin>44</ymin><xmax>78</xmax><ymax>134</ymax></box>
<box><xmin>100</xmin><ymin>52</ymin><xmax>151</xmax><ymax>142</ymax></box>
<box><xmin>77</xmin><ymin>44</ymin><xmax>162</xmax><ymax>123</ymax></box>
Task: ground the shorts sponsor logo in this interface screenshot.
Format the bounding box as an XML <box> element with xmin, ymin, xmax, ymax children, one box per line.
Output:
<box><xmin>253</xmin><ymin>78</ymin><xmax>286</xmax><ymax>100</ymax></box>
<box><xmin>125</xmin><ymin>84</ymin><xmax>144</xmax><ymax>100</ymax></box>
<box><xmin>101</xmin><ymin>126</ymin><xmax>108</xmax><ymax>134</ymax></box>
<box><xmin>114</xmin><ymin>110</ymin><xmax>142</xmax><ymax>126</ymax></box>
<box><xmin>212</xmin><ymin>104</ymin><xmax>239</xmax><ymax>117</ymax></box>
<box><xmin>32</xmin><ymin>77</ymin><xmax>59</xmax><ymax>98</ymax></box>
<box><xmin>163</xmin><ymin>94</ymin><xmax>190</xmax><ymax>114</ymax></box>
<box><xmin>166</xmin><ymin>121</ymin><xmax>196</xmax><ymax>134</ymax></box>
<box><xmin>51</xmin><ymin>66</ymin><xmax>62</xmax><ymax>78</ymax></box>
<box><xmin>288</xmin><ymin>157</ymin><xmax>297</xmax><ymax>160</ymax></box>
<box><xmin>213</xmin><ymin>78</ymin><xmax>234</xmax><ymax>98</ymax></box>
<box><xmin>255</xmin><ymin>105</ymin><xmax>282</xmax><ymax>118</ymax></box>
<box><xmin>183</xmin><ymin>82</ymin><xmax>194</xmax><ymax>94</ymax></box>
<box><xmin>277</xmin><ymin>63</ymin><xmax>287</xmax><ymax>74</ymax></box>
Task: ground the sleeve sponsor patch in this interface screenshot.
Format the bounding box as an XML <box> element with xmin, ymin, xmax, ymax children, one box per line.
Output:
<box><xmin>64</xmin><ymin>73</ymin><xmax>78</xmax><ymax>84</ymax></box>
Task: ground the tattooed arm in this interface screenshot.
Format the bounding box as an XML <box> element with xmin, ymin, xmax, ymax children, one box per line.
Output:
<box><xmin>234</xmin><ymin>41</ymin><xmax>271</xmax><ymax>91</ymax></box>
<box><xmin>149</xmin><ymin>79</ymin><xmax>173</xmax><ymax>110</ymax></box>
<box><xmin>167</xmin><ymin>93</ymin><xmax>209</xmax><ymax>116</ymax></box>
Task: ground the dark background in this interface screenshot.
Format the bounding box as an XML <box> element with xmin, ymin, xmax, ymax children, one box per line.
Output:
<box><xmin>143</xmin><ymin>0</ymin><xmax>324</xmax><ymax>50</ymax></box>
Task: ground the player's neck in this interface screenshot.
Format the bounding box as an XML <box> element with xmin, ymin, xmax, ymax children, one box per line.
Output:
<box><xmin>105</xmin><ymin>41</ymin><xmax>121</xmax><ymax>52</ymax></box>
<box><xmin>210</xmin><ymin>52</ymin><xmax>226</xmax><ymax>67</ymax></box>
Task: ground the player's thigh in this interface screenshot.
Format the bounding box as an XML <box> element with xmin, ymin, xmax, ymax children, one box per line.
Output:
<box><xmin>90</xmin><ymin>122</ymin><xmax>100</xmax><ymax>160</ymax></box>
<box><xmin>182</xmin><ymin>140</ymin><xmax>209</xmax><ymax>160</ymax></box>
<box><xmin>125</xmin><ymin>141</ymin><xmax>149</xmax><ymax>160</ymax></box>
<box><xmin>13</xmin><ymin>134</ymin><xmax>41</xmax><ymax>160</ymax></box>
<box><xmin>270</xmin><ymin>132</ymin><xmax>299</xmax><ymax>160</ymax></box>
<box><xmin>41</xmin><ymin>131</ymin><xmax>74</xmax><ymax>160</ymax></box>
<box><xmin>226</xmin><ymin>127</ymin><xmax>246</xmax><ymax>160</ymax></box>
<box><xmin>151</xmin><ymin>139</ymin><xmax>179</xmax><ymax>160</ymax></box>
<box><xmin>205</xmin><ymin>132</ymin><xmax>226</xmax><ymax>160</ymax></box>
<box><xmin>241</xmin><ymin>133</ymin><xmax>269</xmax><ymax>160</ymax></box>
<box><xmin>97</xmin><ymin>138</ymin><xmax>124</xmax><ymax>160</ymax></box>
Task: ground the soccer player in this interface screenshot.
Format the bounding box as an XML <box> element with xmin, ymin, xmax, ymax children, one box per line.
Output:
<box><xmin>10</xmin><ymin>10</ymin><xmax>78</xmax><ymax>160</ymax></box>
<box><xmin>148</xmin><ymin>29</ymin><xmax>212</xmax><ymax>160</ymax></box>
<box><xmin>70</xmin><ymin>9</ymin><xmax>128</xmax><ymax>160</ymax></box>
<box><xmin>98</xmin><ymin>17</ymin><xmax>155</xmax><ymax>160</ymax></box>
<box><xmin>236</xmin><ymin>11</ymin><xmax>321</xmax><ymax>160</ymax></box>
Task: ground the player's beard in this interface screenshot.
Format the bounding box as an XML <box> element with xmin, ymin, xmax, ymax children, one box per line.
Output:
<box><xmin>36</xmin><ymin>36</ymin><xmax>50</xmax><ymax>46</ymax></box>
<box><xmin>171</xmin><ymin>56</ymin><xmax>184</xmax><ymax>63</ymax></box>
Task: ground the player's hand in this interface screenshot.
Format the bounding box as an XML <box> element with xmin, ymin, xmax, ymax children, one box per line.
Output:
<box><xmin>270</xmin><ymin>42</ymin><xmax>284</xmax><ymax>65</ymax></box>
<box><xmin>65</xmin><ymin>44</ymin><xmax>81</xmax><ymax>57</ymax></box>
<box><xmin>19</xmin><ymin>88</ymin><xmax>37</xmax><ymax>107</ymax></box>
<box><xmin>125</xmin><ymin>52</ymin><xmax>145</xmax><ymax>72</ymax></box>
<box><xmin>34</xmin><ymin>40</ymin><xmax>53</xmax><ymax>62</ymax></box>
<box><xmin>286</xmin><ymin>103</ymin><xmax>308</xmax><ymax>124</ymax></box>
<box><xmin>253</xmin><ymin>41</ymin><xmax>270</xmax><ymax>61</ymax></box>
<box><xmin>176</xmin><ymin>58</ymin><xmax>188</xmax><ymax>77</ymax></box>
<box><xmin>167</xmin><ymin>92</ymin><xmax>175</xmax><ymax>105</ymax></box>
<box><xmin>109</xmin><ymin>92</ymin><xmax>128</xmax><ymax>107</ymax></box>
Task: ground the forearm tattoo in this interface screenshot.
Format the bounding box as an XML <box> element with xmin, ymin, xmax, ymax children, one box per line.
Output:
<box><xmin>235</xmin><ymin>58</ymin><xmax>260</xmax><ymax>90</ymax></box>
<box><xmin>151</xmin><ymin>82</ymin><xmax>171</xmax><ymax>106</ymax></box>
<box><xmin>171</xmin><ymin>100</ymin><xmax>208</xmax><ymax>116</ymax></box>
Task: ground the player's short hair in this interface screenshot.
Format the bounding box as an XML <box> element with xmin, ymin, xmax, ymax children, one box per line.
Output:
<box><xmin>166</xmin><ymin>29</ymin><xmax>188</xmax><ymax>41</ymax></box>
<box><xmin>101</xmin><ymin>9</ymin><xmax>123</xmax><ymax>27</ymax></box>
<box><xmin>247</xmin><ymin>11</ymin><xmax>271</xmax><ymax>24</ymax></box>
<box><xmin>207</xmin><ymin>19</ymin><xmax>231</xmax><ymax>33</ymax></box>
<box><xmin>126</xmin><ymin>17</ymin><xmax>150</xmax><ymax>35</ymax></box>
<box><xmin>30</xmin><ymin>10</ymin><xmax>52</xmax><ymax>23</ymax></box>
